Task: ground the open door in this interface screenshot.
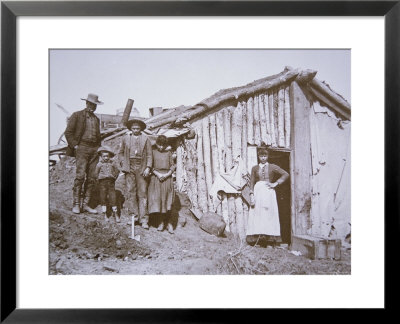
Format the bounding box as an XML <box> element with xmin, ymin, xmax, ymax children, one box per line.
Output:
<box><xmin>268</xmin><ymin>150</ymin><xmax>291</xmax><ymax>244</ymax></box>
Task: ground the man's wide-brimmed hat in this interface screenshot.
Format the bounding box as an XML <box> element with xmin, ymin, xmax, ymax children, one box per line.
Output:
<box><xmin>97</xmin><ymin>145</ymin><xmax>115</xmax><ymax>157</ymax></box>
<box><xmin>81</xmin><ymin>93</ymin><xmax>103</xmax><ymax>105</ymax></box>
<box><xmin>126</xmin><ymin>118</ymin><xmax>147</xmax><ymax>131</ymax></box>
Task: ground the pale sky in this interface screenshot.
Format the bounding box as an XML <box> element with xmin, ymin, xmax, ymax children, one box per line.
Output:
<box><xmin>50</xmin><ymin>49</ymin><xmax>350</xmax><ymax>145</ymax></box>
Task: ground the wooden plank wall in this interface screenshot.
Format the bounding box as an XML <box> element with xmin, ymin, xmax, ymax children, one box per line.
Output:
<box><xmin>178</xmin><ymin>85</ymin><xmax>292</xmax><ymax>238</ymax></box>
<box><xmin>290</xmin><ymin>81</ymin><xmax>312</xmax><ymax>235</ymax></box>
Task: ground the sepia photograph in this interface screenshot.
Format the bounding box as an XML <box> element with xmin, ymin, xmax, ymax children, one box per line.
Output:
<box><xmin>1</xmin><ymin>0</ymin><xmax>392</xmax><ymax>317</ymax></box>
<box><xmin>49</xmin><ymin>49</ymin><xmax>351</xmax><ymax>275</ymax></box>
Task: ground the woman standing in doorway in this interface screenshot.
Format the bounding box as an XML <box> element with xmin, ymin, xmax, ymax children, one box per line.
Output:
<box><xmin>247</xmin><ymin>142</ymin><xmax>289</xmax><ymax>247</ymax></box>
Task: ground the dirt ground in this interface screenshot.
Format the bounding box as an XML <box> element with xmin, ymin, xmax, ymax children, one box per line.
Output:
<box><xmin>49</xmin><ymin>157</ymin><xmax>351</xmax><ymax>275</ymax></box>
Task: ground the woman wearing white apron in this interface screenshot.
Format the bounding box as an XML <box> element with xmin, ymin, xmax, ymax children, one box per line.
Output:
<box><xmin>247</xmin><ymin>142</ymin><xmax>289</xmax><ymax>247</ymax></box>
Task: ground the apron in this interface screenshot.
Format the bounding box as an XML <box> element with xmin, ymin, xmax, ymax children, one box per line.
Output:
<box><xmin>246</xmin><ymin>181</ymin><xmax>281</xmax><ymax>236</ymax></box>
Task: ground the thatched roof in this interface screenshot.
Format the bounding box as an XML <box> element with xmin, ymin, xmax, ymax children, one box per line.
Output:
<box><xmin>145</xmin><ymin>66</ymin><xmax>351</xmax><ymax>131</ymax></box>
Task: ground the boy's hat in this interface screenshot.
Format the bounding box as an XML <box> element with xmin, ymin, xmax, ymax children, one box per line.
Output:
<box><xmin>126</xmin><ymin>118</ymin><xmax>147</xmax><ymax>131</ymax></box>
<box><xmin>97</xmin><ymin>145</ymin><xmax>115</xmax><ymax>157</ymax></box>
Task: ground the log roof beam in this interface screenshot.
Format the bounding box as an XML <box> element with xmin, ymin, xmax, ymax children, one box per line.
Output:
<box><xmin>308</xmin><ymin>80</ymin><xmax>351</xmax><ymax>121</ymax></box>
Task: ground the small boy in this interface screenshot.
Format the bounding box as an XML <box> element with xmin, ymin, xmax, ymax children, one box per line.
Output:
<box><xmin>95</xmin><ymin>146</ymin><xmax>121</xmax><ymax>222</ymax></box>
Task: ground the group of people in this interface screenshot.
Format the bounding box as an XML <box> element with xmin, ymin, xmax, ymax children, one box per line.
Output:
<box><xmin>64</xmin><ymin>93</ymin><xmax>290</xmax><ymax>244</ymax></box>
<box><xmin>64</xmin><ymin>93</ymin><xmax>175</xmax><ymax>234</ymax></box>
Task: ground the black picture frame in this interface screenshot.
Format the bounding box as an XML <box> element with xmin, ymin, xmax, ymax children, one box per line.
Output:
<box><xmin>1</xmin><ymin>0</ymin><xmax>398</xmax><ymax>321</ymax></box>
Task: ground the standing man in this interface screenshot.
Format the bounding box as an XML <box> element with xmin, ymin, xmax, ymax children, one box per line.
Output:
<box><xmin>118</xmin><ymin>118</ymin><xmax>152</xmax><ymax>229</ymax></box>
<box><xmin>65</xmin><ymin>93</ymin><xmax>103</xmax><ymax>214</ymax></box>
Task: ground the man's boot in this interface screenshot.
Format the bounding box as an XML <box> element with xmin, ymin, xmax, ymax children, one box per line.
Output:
<box><xmin>82</xmin><ymin>198</ymin><xmax>98</xmax><ymax>214</ymax></box>
<box><xmin>113</xmin><ymin>206</ymin><xmax>120</xmax><ymax>223</ymax></box>
<box><xmin>102</xmin><ymin>205</ymin><xmax>108</xmax><ymax>222</ymax></box>
<box><xmin>72</xmin><ymin>186</ymin><xmax>81</xmax><ymax>214</ymax></box>
<box><xmin>138</xmin><ymin>197</ymin><xmax>149</xmax><ymax>229</ymax></box>
<box><xmin>82</xmin><ymin>181</ymin><xmax>98</xmax><ymax>214</ymax></box>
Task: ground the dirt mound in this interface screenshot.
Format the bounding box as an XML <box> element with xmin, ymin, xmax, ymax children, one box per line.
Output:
<box><xmin>216</xmin><ymin>244</ymin><xmax>351</xmax><ymax>275</ymax></box>
<box><xmin>49</xmin><ymin>209</ymin><xmax>152</xmax><ymax>274</ymax></box>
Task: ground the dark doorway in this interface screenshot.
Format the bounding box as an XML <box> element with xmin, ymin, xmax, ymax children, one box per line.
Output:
<box><xmin>268</xmin><ymin>150</ymin><xmax>291</xmax><ymax>244</ymax></box>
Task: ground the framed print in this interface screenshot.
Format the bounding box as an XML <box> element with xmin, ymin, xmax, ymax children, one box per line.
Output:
<box><xmin>1</xmin><ymin>0</ymin><xmax>398</xmax><ymax>321</ymax></box>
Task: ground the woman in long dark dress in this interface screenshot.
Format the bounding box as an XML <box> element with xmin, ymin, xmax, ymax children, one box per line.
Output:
<box><xmin>148</xmin><ymin>135</ymin><xmax>176</xmax><ymax>234</ymax></box>
<box><xmin>246</xmin><ymin>142</ymin><xmax>289</xmax><ymax>247</ymax></box>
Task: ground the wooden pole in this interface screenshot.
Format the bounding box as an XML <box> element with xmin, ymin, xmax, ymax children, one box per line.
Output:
<box><xmin>202</xmin><ymin>117</ymin><xmax>213</xmax><ymax>210</ymax></box>
<box><xmin>228</xmin><ymin>195</ymin><xmax>237</xmax><ymax>235</ymax></box>
<box><xmin>309</xmin><ymin>107</ymin><xmax>322</xmax><ymax>236</ymax></box>
<box><xmin>221</xmin><ymin>194</ymin><xmax>230</xmax><ymax>232</ymax></box>
<box><xmin>284</xmin><ymin>86</ymin><xmax>291</xmax><ymax>148</ymax></box>
<box><xmin>223</xmin><ymin>107</ymin><xmax>233</xmax><ymax>171</ymax></box>
<box><xmin>210</xmin><ymin>111</ymin><xmax>226</xmax><ymax>220</ymax></box>
<box><xmin>268</xmin><ymin>92</ymin><xmax>277</xmax><ymax>147</ymax></box>
<box><xmin>196</xmin><ymin>125</ymin><xmax>208</xmax><ymax>212</ymax></box>
<box><xmin>102</xmin><ymin>129</ymin><xmax>129</xmax><ymax>143</ymax></box>
<box><xmin>181</xmin><ymin>151</ymin><xmax>187</xmax><ymax>193</ymax></box>
<box><xmin>232</xmin><ymin>103</ymin><xmax>243</xmax><ymax>164</ymax></box>
<box><xmin>289</xmin><ymin>85</ymin><xmax>296</xmax><ymax>241</ymax></box>
<box><xmin>259</xmin><ymin>94</ymin><xmax>269</xmax><ymax>145</ymax></box>
<box><xmin>273</xmin><ymin>90</ymin><xmax>280</xmax><ymax>147</ymax></box>
<box><xmin>184</xmin><ymin>137</ymin><xmax>199</xmax><ymax>210</ymax></box>
<box><xmin>243</xmin><ymin>201</ymin><xmax>249</xmax><ymax>237</ymax></box>
<box><xmin>241</xmin><ymin>101</ymin><xmax>248</xmax><ymax>173</ymax></box>
<box><xmin>253</xmin><ymin>95</ymin><xmax>262</xmax><ymax>146</ymax></box>
<box><xmin>235</xmin><ymin>196</ymin><xmax>245</xmax><ymax>240</ymax></box>
<box><xmin>290</xmin><ymin>81</ymin><xmax>312</xmax><ymax>235</ymax></box>
<box><xmin>182</xmin><ymin>142</ymin><xmax>191</xmax><ymax>205</ymax></box>
<box><xmin>278</xmin><ymin>87</ymin><xmax>286</xmax><ymax>147</ymax></box>
<box><xmin>231</xmin><ymin>104</ymin><xmax>243</xmax><ymax>235</ymax></box>
<box><xmin>209</xmin><ymin>113</ymin><xmax>221</xmax><ymax>212</ymax></box>
<box><xmin>216</xmin><ymin>110</ymin><xmax>226</xmax><ymax>173</ymax></box>
<box><xmin>247</xmin><ymin>145</ymin><xmax>258</xmax><ymax>176</ymax></box>
<box><xmin>310</xmin><ymin>78</ymin><xmax>351</xmax><ymax>116</ymax></box>
<box><xmin>176</xmin><ymin>143</ymin><xmax>184</xmax><ymax>192</ymax></box>
<box><xmin>209</xmin><ymin>113</ymin><xmax>219</xmax><ymax>181</ymax></box>
<box><xmin>263</xmin><ymin>93</ymin><xmax>272</xmax><ymax>145</ymax></box>
<box><xmin>121</xmin><ymin>98</ymin><xmax>134</xmax><ymax>126</ymax></box>
<box><xmin>247</xmin><ymin>97</ymin><xmax>254</xmax><ymax>145</ymax></box>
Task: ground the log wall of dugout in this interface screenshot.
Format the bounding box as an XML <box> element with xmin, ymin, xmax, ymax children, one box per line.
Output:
<box><xmin>177</xmin><ymin>84</ymin><xmax>293</xmax><ymax>238</ymax></box>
